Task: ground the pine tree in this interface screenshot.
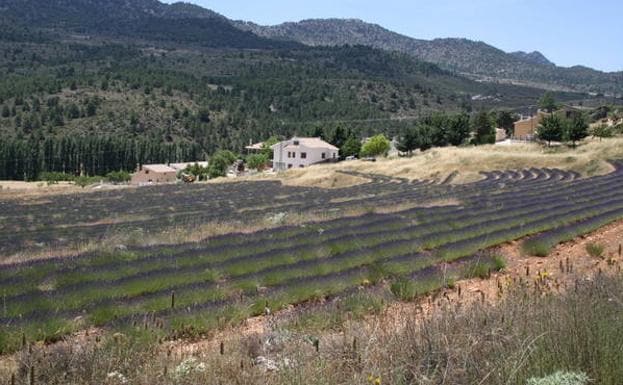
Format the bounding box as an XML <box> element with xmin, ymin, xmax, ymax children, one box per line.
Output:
<box><xmin>472</xmin><ymin>111</ymin><xmax>495</xmax><ymax>145</ymax></box>
<box><xmin>537</xmin><ymin>114</ymin><xmax>564</xmax><ymax>146</ymax></box>
<box><xmin>565</xmin><ymin>114</ymin><xmax>588</xmax><ymax>148</ymax></box>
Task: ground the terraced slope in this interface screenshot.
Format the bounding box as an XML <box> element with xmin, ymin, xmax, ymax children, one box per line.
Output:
<box><xmin>1</xmin><ymin>162</ymin><xmax>623</xmax><ymax>352</ymax></box>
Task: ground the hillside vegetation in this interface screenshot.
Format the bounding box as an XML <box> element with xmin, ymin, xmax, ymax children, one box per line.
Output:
<box><xmin>0</xmin><ymin>0</ymin><xmax>603</xmax><ymax>180</ymax></box>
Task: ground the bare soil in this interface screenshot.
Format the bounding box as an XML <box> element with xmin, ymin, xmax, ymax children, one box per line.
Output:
<box><xmin>165</xmin><ymin>219</ymin><xmax>623</xmax><ymax>357</ymax></box>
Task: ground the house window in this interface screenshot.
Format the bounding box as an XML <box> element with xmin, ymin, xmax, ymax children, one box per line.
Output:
<box><xmin>145</xmin><ymin>170</ymin><xmax>150</xmax><ymax>174</ymax></box>
<box><xmin>299</xmin><ymin>165</ymin><xmax>304</xmax><ymax>168</ymax></box>
<box><xmin>293</xmin><ymin>140</ymin><xmax>299</xmax><ymax>145</ymax></box>
<box><xmin>332</xmin><ymin>153</ymin><xmax>336</xmax><ymax>159</ymax></box>
<box><xmin>301</xmin><ymin>152</ymin><xmax>307</xmax><ymax>159</ymax></box>
<box><xmin>292</xmin><ymin>152</ymin><xmax>296</xmax><ymax>158</ymax></box>
<box><xmin>288</xmin><ymin>164</ymin><xmax>293</xmax><ymax>169</ymax></box>
<box><xmin>287</xmin><ymin>152</ymin><xmax>291</xmax><ymax>158</ymax></box>
<box><xmin>321</xmin><ymin>153</ymin><xmax>326</xmax><ymax>159</ymax></box>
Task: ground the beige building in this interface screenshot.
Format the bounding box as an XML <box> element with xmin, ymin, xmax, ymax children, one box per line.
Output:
<box><xmin>272</xmin><ymin>137</ymin><xmax>339</xmax><ymax>171</ymax></box>
<box><xmin>513</xmin><ymin>107</ymin><xmax>582</xmax><ymax>139</ymax></box>
<box><xmin>130</xmin><ymin>162</ymin><xmax>209</xmax><ymax>185</ymax></box>
<box><xmin>513</xmin><ymin>112</ymin><xmax>545</xmax><ymax>139</ymax></box>
<box><xmin>131</xmin><ymin>164</ymin><xmax>178</xmax><ymax>185</ymax></box>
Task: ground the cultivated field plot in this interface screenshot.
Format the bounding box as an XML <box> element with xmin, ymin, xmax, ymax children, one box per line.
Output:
<box><xmin>1</xmin><ymin>162</ymin><xmax>623</xmax><ymax>352</ymax></box>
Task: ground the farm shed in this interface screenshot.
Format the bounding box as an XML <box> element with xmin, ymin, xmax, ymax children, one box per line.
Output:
<box><xmin>131</xmin><ymin>164</ymin><xmax>178</xmax><ymax>185</ymax></box>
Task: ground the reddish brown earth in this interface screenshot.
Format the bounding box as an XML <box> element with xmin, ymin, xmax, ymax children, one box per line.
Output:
<box><xmin>166</xmin><ymin>219</ymin><xmax>623</xmax><ymax>356</ymax></box>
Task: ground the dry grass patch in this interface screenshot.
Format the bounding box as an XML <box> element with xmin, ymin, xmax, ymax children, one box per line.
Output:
<box><xmin>275</xmin><ymin>138</ymin><xmax>623</xmax><ymax>187</ymax></box>
<box><xmin>277</xmin><ymin>167</ymin><xmax>370</xmax><ymax>188</ymax></box>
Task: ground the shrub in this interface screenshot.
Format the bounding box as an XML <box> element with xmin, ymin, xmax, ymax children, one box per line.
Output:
<box><xmin>39</xmin><ymin>171</ymin><xmax>75</xmax><ymax>184</ymax></box>
<box><xmin>492</xmin><ymin>254</ymin><xmax>507</xmax><ymax>271</ymax></box>
<box><xmin>464</xmin><ymin>255</ymin><xmax>506</xmax><ymax>279</ymax></box>
<box><xmin>105</xmin><ymin>170</ymin><xmax>131</xmax><ymax>184</ymax></box>
<box><xmin>390</xmin><ymin>278</ymin><xmax>418</xmax><ymax>301</ymax></box>
<box><xmin>183</xmin><ymin>163</ymin><xmax>209</xmax><ymax>181</ymax></box>
<box><xmin>592</xmin><ymin>124</ymin><xmax>613</xmax><ymax>141</ymax></box>
<box><xmin>390</xmin><ymin>277</ymin><xmax>441</xmax><ymax>301</ymax></box>
<box><xmin>586</xmin><ymin>242</ymin><xmax>605</xmax><ymax>258</ymax></box>
<box><xmin>522</xmin><ymin>239</ymin><xmax>552</xmax><ymax>257</ymax></box>
<box><xmin>74</xmin><ymin>176</ymin><xmax>100</xmax><ymax>188</ymax></box>
<box><xmin>465</xmin><ymin>262</ymin><xmax>492</xmax><ymax>279</ymax></box>
<box><xmin>246</xmin><ymin>153</ymin><xmax>268</xmax><ymax>171</ymax></box>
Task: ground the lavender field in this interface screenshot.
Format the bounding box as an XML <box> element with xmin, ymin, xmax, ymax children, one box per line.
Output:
<box><xmin>1</xmin><ymin>162</ymin><xmax>623</xmax><ymax>353</ymax></box>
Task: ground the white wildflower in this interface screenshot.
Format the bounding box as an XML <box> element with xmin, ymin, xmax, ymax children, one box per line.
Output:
<box><xmin>106</xmin><ymin>371</ymin><xmax>128</xmax><ymax>384</ymax></box>
<box><xmin>174</xmin><ymin>357</ymin><xmax>207</xmax><ymax>379</ymax></box>
<box><xmin>526</xmin><ymin>371</ymin><xmax>590</xmax><ymax>385</ymax></box>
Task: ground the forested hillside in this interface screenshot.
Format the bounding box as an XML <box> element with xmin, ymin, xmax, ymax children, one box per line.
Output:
<box><xmin>0</xmin><ymin>0</ymin><xmax>592</xmax><ymax>180</ymax></box>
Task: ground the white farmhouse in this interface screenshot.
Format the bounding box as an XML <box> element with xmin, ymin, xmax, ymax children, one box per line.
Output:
<box><xmin>272</xmin><ymin>137</ymin><xmax>339</xmax><ymax>171</ymax></box>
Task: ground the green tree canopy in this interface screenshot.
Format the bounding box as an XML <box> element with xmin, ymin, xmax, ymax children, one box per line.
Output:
<box><xmin>341</xmin><ymin>135</ymin><xmax>361</xmax><ymax>158</ymax></box>
<box><xmin>537</xmin><ymin>114</ymin><xmax>564</xmax><ymax>145</ymax></box>
<box><xmin>246</xmin><ymin>153</ymin><xmax>269</xmax><ymax>171</ymax></box>
<box><xmin>565</xmin><ymin>114</ymin><xmax>588</xmax><ymax>147</ymax></box>
<box><xmin>208</xmin><ymin>150</ymin><xmax>237</xmax><ymax>179</ymax></box>
<box><xmin>260</xmin><ymin>136</ymin><xmax>280</xmax><ymax>159</ymax></box>
<box><xmin>495</xmin><ymin>110</ymin><xmax>517</xmax><ymax>135</ymax></box>
<box><xmin>360</xmin><ymin>134</ymin><xmax>390</xmax><ymax>157</ymax></box>
<box><xmin>446</xmin><ymin>113</ymin><xmax>471</xmax><ymax>146</ymax></box>
<box><xmin>396</xmin><ymin>127</ymin><xmax>419</xmax><ymax>155</ymax></box>
<box><xmin>415</xmin><ymin>124</ymin><xmax>435</xmax><ymax>152</ymax></box>
<box><xmin>539</xmin><ymin>92</ymin><xmax>558</xmax><ymax>113</ymax></box>
<box><xmin>184</xmin><ymin>163</ymin><xmax>209</xmax><ymax>181</ymax></box>
<box><xmin>471</xmin><ymin>111</ymin><xmax>495</xmax><ymax>145</ymax></box>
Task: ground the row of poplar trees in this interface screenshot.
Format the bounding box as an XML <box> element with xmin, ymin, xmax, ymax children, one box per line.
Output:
<box><xmin>0</xmin><ymin>136</ymin><xmax>203</xmax><ymax>181</ymax></box>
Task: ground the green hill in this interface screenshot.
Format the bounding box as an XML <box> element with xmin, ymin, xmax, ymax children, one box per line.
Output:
<box><xmin>0</xmin><ymin>0</ymin><xmax>597</xmax><ymax>180</ymax></box>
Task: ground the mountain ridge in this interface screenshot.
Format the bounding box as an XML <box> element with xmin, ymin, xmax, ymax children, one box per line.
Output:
<box><xmin>236</xmin><ymin>18</ymin><xmax>622</xmax><ymax>95</ymax></box>
<box><xmin>510</xmin><ymin>50</ymin><xmax>555</xmax><ymax>67</ymax></box>
<box><xmin>1</xmin><ymin>0</ymin><xmax>620</xmax><ymax>95</ymax></box>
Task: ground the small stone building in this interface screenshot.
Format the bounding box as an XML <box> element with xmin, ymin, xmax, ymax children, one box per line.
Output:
<box><xmin>513</xmin><ymin>107</ymin><xmax>583</xmax><ymax>140</ymax></box>
<box><xmin>513</xmin><ymin>113</ymin><xmax>544</xmax><ymax>139</ymax></box>
<box><xmin>130</xmin><ymin>164</ymin><xmax>178</xmax><ymax>185</ymax></box>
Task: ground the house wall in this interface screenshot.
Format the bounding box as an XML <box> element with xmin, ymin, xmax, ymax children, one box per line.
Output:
<box><xmin>513</xmin><ymin>117</ymin><xmax>539</xmax><ymax>139</ymax></box>
<box><xmin>513</xmin><ymin>111</ymin><xmax>547</xmax><ymax>139</ymax></box>
<box><xmin>514</xmin><ymin>109</ymin><xmax>582</xmax><ymax>139</ymax></box>
<box><xmin>273</xmin><ymin>144</ymin><xmax>338</xmax><ymax>171</ymax></box>
<box><xmin>130</xmin><ymin>169</ymin><xmax>177</xmax><ymax>185</ymax></box>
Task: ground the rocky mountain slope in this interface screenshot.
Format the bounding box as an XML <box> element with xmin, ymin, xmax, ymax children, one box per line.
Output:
<box><xmin>238</xmin><ymin>18</ymin><xmax>623</xmax><ymax>95</ymax></box>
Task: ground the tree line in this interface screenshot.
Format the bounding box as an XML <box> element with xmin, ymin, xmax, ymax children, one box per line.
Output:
<box><xmin>0</xmin><ymin>136</ymin><xmax>203</xmax><ymax>181</ymax></box>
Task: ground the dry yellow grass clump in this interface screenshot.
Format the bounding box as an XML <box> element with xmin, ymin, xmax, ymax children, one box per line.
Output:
<box><xmin>276</xmin><ymin>138</ymin><xmax>623</xmax><ymax>187</ymax></box>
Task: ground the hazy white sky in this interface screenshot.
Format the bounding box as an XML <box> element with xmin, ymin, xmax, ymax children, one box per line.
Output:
<box><xmin>166</xmin><ymin>0</ymin><xmax>623</xmax><ymax>72</ymax></box>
